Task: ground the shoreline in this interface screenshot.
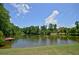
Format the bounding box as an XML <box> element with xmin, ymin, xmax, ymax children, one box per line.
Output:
<box><xmin>0</xmin><ymin>43</ymin><xmax>79</xmax><ymax>55</ymax></box>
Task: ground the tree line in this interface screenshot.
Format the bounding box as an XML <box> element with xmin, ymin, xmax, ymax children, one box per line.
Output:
<box><xmin>22</xmin><ymin>21</ymin><xmax>79</xmax><ymax>36</ymax></box>
<box><xmin>22</xmin><ymin>24</ymin><xmax>57</xmax><ymax>35</ymax></box>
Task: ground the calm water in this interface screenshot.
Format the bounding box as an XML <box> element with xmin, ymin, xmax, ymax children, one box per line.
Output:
<box><xmin>2</xmin><ymin>35</ymin><xmax>79</xmax><ymax>48</ymax></box>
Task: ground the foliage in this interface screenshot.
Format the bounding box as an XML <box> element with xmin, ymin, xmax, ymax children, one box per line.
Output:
<box><xmin>0</xmin><ymin>31</ymin><xmax>5</xmax><ymax>46</ymax></box>
<box><xmin>40</xmin><ymin>25</ymin><xmax>47</xmax><ymax>35</ymax></box>
<box><xmin>23</xmin><ymin>26</ymin><xmax>40</xmax><ymax>35</ymax></box>
<box><xmin>75</xmin><ymin>21</ymin><xmax>79</xmax><ymax>29</ymax></box>
<box><xmin>0</xmin><ymin>4</ymin><xmax>11</xmax><ymax>36</ymax></box>
<box><xmin>0</xmin><ymin>4</ymin><xmax>24</xmax><ymax>37</ymax></box>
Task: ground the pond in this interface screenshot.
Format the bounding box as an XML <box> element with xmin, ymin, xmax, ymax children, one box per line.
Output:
<box><xmin>1</xmin><ymin>35</ymin><xmax>79</xmax><ymax>48</ymax></box>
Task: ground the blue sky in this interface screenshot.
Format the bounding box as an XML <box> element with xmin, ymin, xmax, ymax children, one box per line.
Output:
<box><xmin>4</xmin><ymin>3</ymin><xmax>79</xmax><ymax>28</ymax></box>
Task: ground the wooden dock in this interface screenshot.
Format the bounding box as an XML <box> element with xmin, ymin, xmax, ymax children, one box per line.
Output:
<box><xmin>5</xmin><ymin>38</ymin><xmax>14</xmax><ymax>41</ymax></box>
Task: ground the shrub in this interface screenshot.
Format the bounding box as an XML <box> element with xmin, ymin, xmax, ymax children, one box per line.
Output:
<box><xmin>0</xmin><ymin>31</ymin><xmax>5</xmax><ymax>46</ymax></box>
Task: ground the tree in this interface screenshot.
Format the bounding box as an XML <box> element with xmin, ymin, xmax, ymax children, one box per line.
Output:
<box><xmin>53</xmin><ymin>24</ymin><xmax>57</xmax><ymax>33</ymax></box>
<box><xmin>75</xmin><ymin>21</ymin><xmax>79</xmax><ymax>29</ymax></box>
<box><xmin>48</xmin><ymin>23</ymin><xmax>57</xmax><ymax>33</ymax></box>
<box><xmin>23</xmin><ymin>27</ymin><xmax>30</xmax><ymax>34</ymax></box>
<box><xmin>0</xmin><ymin>31</ymin><xmax>5</xmax><ymax>46</ymax></box>
<box><xmin>23</xmin><ymin>26</ymin><xmax>40</xmax><ymax>35</ymax></box>
<box><xmin>0</xmin><ymin>4</ymin><xmax>24</xmax><ymax>37</ymax></box>
<box><xmin>69</xmin><ymin>28</ymin><xmax>76</xmax><ymax>36</ymax></box>
<box><xmin>57</xmin><ymin>27</ymin><xmax>69</xmax><ymax>35</ymax></box>
<box><xmin>0</xmin><ymin>4</ymin><xmax>12</xmax><ymax>37</ymax></box>
<box><xmin>41</xmin><ymin>25</ymin><xmax>47</xmax><ymax>35</ymax></box>
<box><xmin>29</xmin><ymin>26</ymin><xmax>36</xmax><ymax>34</ymax></box>
<box><xmin>54</xmin><ymin>24</ymin><xmax>57</xmax><ymax>30</ymax></box>
<box><xmin>34</xmin><ymin>26</ymin><xmax>40</xmax><ymax>35</ymax></box>
<box><xmin>48</xmin><ymin>24</ymin><xmax>54</xmax><ymax>31</ymax></box>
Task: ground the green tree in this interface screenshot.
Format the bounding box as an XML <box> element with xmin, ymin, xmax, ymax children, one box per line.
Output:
<box><xmin>54</xmin><ymin>24</ymin><xmax>57</xmax><ymax>30</ymax></box>
<box><xmin>48</xmin><ymin>24</ymin><xmax>54</xmax><ymax>31</ymax></box>
<box><xmin>34</xmin><ymin>26</ymin><xmax>40</xmax><ymax>35</ymax></box>
<box><xmin>53</xmin><ymin>24</ymin><xmax>57</xmax><ymax>33</ymax></box>
<box><xmin>23</xmin><ymin>26</ymin><xmax>40</xmax><ymax>35</ymax></box>
<box><xmin>0</xmin><ymin>4</ymin><xmax>12</xmax><ymax>37</ymax></box>
<box><xmin>0</xmin><ymin>31</ymin><xmax>5</xmax><ymax>46</ymax></box>
<box><xmin>23</xmin><ymin>27</ymin><xmax>30</xmax><ymax>34</ymax></box>
<box><xmin>69</xmin><ymin>28</ymin><xmax>76</xmax><ymax>36</ymax></box>
<box><xmin>57</xmin><ymin>27</ymin><xmax>69</xmax><ymax>35</ymax></box>
<box><xmin>75</xmin><ymin>21</ymin><xmax>79</xmax><ymax>29</ymax></box>
<box><xmin>41</xmin><ymin>25</ymin><xmax>47</xmax><ymax>35</ymax></box>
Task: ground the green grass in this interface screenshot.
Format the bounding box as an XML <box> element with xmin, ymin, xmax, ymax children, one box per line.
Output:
<box><xmin>0</xmin><ymin>44</ymin><xmax>79</xmax><ymax>55</ymax></box>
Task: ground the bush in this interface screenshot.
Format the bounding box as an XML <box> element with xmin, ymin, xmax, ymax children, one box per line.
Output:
<box><xmin>0</xmin><ymin>31</ymin><xmax>5</xmax><ymax>46</ymax></box>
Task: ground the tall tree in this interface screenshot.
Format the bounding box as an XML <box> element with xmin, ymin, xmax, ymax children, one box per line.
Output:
<box><xmin>75</xmin><ymin>21</ymin><xmax>79</xmax><ymax>29</ymax></box>
<box><xmin>41</xmin><ymin>25</ymin><xmax>47</xmax><ymax>35</ymax></box>
<box><xmin>48</xmin><ymin>23</ymin><xmax>54</xmax><ymax>33</ymax></box>
<box><xmin>54</xmin><ymin>24</ymin><xmax>57</xmax><ymax>30</ymax></box>
<box><xmin>0</xmin><ymin>4</ymin><xmax>11</xmax><ymax>36</ymax></box>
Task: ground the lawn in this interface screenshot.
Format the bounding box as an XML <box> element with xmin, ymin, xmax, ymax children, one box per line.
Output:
<box><xmin>0</xmin><ymin>44</ymin><xmax>79</xmax><ymax>55</ymax></box>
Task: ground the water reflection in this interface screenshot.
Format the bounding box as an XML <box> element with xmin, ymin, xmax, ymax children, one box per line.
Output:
<box><xmin>1</xmin><ymin>35</ymin><xmax>79</xmax><ymax>48</ymax></box>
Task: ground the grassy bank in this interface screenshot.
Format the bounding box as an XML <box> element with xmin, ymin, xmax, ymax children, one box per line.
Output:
<box><xmin>0</xmin><ymin>44</ymin><xmax>79</xmax><ymax>55</ymax></box>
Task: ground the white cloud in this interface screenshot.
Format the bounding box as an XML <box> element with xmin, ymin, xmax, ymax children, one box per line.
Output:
<box><xmin>10</xmin><ymin>3</ymin><xmax>30</xmax><ymax>16</ymax></box>
<box><xmin>45</xmin><ymin>10</ymin><xmax>59</xmax><ymax>28</ymax></box>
